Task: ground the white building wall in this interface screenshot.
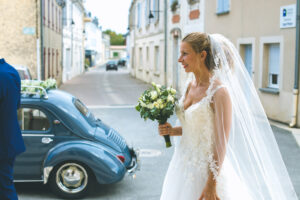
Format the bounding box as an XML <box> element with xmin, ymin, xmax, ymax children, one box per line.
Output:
<box><xmin>130</xmin><ymin>0</ymin><xmax>166</xmax><ymax>85</ymax></box>
<box><xmin>62</xmin><ymin>0</ymin><xmax>84</xmax><ymax>82</ymax></box>
<box><xmin>85</xmin><ymin>22</ymin><xmax>103</xmax><ymax>66</ymax></box>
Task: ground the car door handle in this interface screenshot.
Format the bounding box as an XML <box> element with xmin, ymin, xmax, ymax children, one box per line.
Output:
<box><xmin>41</xmin><ymin>137</ymin><xmax>53</xmax><ymax>144</ymax></box>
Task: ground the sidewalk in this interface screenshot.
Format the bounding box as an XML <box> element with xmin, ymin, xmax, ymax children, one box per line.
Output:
<box><xmin>270</xmin><ymin>120</ymin><xmax>300</xmax><ymax>147</ymax></box>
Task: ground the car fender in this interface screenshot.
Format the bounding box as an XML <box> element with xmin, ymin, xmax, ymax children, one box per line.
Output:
<box><xmin>43</xmin><ymin>140</ymin><xmax>126</xmax><ymax>184</ymax></box>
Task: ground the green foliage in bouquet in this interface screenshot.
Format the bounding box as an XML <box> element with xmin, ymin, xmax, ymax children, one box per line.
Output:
<box><xmin>21</xmin><ymin>78</ymin><xmax>57</xmax><ymax>96</ymax></box>
<box><xmin>136</xmin><ymin>82</ymin><xmax>177</xmax><ymax>124</ymax></box>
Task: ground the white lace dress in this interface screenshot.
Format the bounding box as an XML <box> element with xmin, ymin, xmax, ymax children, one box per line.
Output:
<box><xmin>160</xmin><ymin>77</ymin><xmax>252</xmax><ymax>200</ymax></box>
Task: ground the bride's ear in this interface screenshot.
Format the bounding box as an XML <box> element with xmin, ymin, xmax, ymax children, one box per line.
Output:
<box><xmin>200</xmin><ymin>50</ymin><xmax>207</xmax><ymax>61</ymax></box>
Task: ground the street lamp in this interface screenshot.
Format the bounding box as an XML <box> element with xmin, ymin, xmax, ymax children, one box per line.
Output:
<box><xmin>148</xmin><ymin>10</ymin><xmax>163</xmax><ymax>19</ymax></box>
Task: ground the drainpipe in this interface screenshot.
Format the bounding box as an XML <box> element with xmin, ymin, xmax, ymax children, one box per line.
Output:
<box><xmin>290</xmin><ymin>0</ymin><xmax>300</xmax><ymax>127</ymax></box>
<box><xmin>40</xmin><ymin>0</ymin><xmax>44</xmax><ymax>80</ymax></box>
<box><xmin>164</xmin><ymin>0</ymin><xmax>168</xmax><ymax>85</ymax></box>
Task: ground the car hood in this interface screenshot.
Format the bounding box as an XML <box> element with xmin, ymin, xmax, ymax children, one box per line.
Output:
<box><xmin>93</xmin><ymin>121</ymin><xmax>132</xmax><ymax>166</ymax></box>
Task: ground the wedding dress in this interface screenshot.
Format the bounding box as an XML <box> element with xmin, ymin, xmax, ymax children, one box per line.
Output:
<box><xmin>160</xmin><ymin>75</ymin><xmax>252</xmax><ymax>200</ymax></box>
<box><xmin>160</xmin><ymin>34</ymin><xmax>298</xmax><ymax>200</ymax></box>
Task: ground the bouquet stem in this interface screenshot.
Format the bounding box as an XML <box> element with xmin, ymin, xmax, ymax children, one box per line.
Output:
<box><xmin>159</xmin><ymin>120</ymin><xmax>172</xmax><ymax>148</ymax></box>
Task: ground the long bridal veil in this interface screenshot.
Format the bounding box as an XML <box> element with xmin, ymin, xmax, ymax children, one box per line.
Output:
<box><xmin>209</xmin><ymin>34</ymin><xmax>298</xmax><ymax>200</ymax></box>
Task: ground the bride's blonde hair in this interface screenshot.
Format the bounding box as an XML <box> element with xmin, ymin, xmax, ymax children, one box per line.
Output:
<box><xmin>182</xmin><ymin>32</ymin><xmax>215</xmax><ymax>71</ymax></box>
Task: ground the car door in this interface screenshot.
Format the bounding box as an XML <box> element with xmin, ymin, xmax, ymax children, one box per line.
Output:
<box><xmin>14</xmin><ymin>106</ymin><xmax>56</xmax><ymax>180</ymax></box>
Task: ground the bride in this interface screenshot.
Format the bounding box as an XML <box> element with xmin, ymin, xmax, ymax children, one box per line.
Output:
<box><xmin>158</xmin><ymin>33</ymin><xmax>298</xmax><ymax>200</ymax></box>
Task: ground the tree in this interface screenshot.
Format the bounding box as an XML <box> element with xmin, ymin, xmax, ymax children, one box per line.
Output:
<box><xmin>103</xmin><ymin>29</ymin><xmax>125</xmax><ymax>45</ymax></box>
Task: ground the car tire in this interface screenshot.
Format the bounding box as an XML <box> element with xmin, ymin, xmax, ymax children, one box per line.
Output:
<box><xmin>49</xmin><ymin>162</ymin><xmax>95</xmax><ymax>199</ymax></box>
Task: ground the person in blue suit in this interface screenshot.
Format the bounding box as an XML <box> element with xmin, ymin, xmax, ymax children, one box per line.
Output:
<box><xmin>0</xmin><ymin>58</ymin><xmax>26</xmax><ymax>200</ymax></box>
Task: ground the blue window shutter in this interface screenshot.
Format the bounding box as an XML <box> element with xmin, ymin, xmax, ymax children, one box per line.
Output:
<box><xmin>224</xmin><ymin>0</ymin><xmax>230</xmax><ymax>12</ymax></box>
<box><xmin>244</xmin><ymin>45</ymin><xmax>252</xmax><ymax>76</ymax></box>
<box><xmin>137</xmin><ymin>3</ymin><xmax>141</xmax><ymax>28</ymax></box>
<box><xmin>217</xmin><ymin>0</ymin><xmax>223</xmax><ymax>13</ymax></box>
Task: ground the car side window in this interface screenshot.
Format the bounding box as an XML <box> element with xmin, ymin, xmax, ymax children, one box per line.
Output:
<box><xmin>18</xmin><ymin>108</ymin><xmax>50</xmax><ymax>131</ymax></box>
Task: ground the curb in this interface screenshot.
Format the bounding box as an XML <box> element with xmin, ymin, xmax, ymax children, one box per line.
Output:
<box><xmin>269</xmin><ymin>120</ymin><xmax>300</xmax><ymax>147</ymax></box>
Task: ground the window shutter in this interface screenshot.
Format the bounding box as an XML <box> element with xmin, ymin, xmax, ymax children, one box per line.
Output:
<box><xmin>268</xmin><ymin>44</ymin><xmax>280</xmax><ymax>75</ymax></box>
<box><xmin>217</xmin><ymin>0</ymin><xmax>223</xmax><ymax>13</ymax></box>
<box><xmin>224</xmin><ymin>0</ymin><xmax>230</xmax><ymax>12</ymax></box>
<box><xmin>244</xmin><ymin>45</ymin><xmax>252</xmax><ymax>76</ymax></box>
<box><xmin>137</xmin><ymin>3</ymin><xmax>141</xmax><ymax>28</ymax></box>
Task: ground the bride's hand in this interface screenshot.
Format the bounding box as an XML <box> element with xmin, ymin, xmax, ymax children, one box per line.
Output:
<box><xmin>158</xmin><ymin>122</ymin><xmax>172</xmax><ymax>136</ymax></box>
<box><xmin>199</xmin><ymin>181</ymin><xmax>220</xmax><ymax>200</ymax></box>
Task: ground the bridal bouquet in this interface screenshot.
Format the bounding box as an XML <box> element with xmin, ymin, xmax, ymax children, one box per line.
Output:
<box><xmin>21</xmin><ymin>78</ymin><xmax>57</xmax><ymax>95</ymax></box>
<box><xmin>135</xmin><ymin>82</ymin><xmax>177</xmax><ymax>148</ymax></box>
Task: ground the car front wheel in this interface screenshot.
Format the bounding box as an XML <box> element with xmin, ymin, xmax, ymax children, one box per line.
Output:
<box><xmin>49</xmin><ymin>162</ymin><xmax>94</xmax><ymax>199</ymax></box>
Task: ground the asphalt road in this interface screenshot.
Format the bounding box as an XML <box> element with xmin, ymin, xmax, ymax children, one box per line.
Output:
<box><xmin>16</xmin><ymin>65</ymin><xmax>300</xmax><ymax>199</ymax></box>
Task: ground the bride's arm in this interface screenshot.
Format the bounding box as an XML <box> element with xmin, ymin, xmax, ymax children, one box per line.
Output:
<box><xmin>210</xmin><ymin>87</ymin><xmax>232</xmax><ymax>180</ymax></box>
<box><xmin>158</xmin><ymin>123</ymin><xmax>182</xmax><ymax>136</ymax></box>
<box><xmin>199</xmin><ymin>87</ymin><xmax>232</xmax><ymax>200</ymax></box>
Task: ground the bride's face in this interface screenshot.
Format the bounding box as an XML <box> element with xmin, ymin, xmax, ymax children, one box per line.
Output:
<box><xmin>178</xmin><ymin>42</ymin><xmax>204</xmax><ymax>73</ymax></box>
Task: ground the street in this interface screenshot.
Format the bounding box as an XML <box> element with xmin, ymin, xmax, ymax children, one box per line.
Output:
<box><xmin>16</xmin><ymin>65</ymin><xmax>300</xmax><ymax>200</ymax></box>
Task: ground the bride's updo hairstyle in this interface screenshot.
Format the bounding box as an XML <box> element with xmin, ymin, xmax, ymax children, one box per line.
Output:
<box><xmin>182</xmin><ymin>32</ymin><xmax>215</xmax><ymax>71</ymax></box>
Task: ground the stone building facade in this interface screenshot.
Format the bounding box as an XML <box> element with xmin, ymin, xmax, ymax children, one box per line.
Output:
<box><xmin>0</xmin><ymin>0</ymin><xmax>63</xmax><ymax>84</ymax></box>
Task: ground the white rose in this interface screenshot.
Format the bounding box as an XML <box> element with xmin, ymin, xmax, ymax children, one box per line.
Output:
<box><xmin>170</xmin><ymin>88</ymin><xmax>176</xmax><ymax>95</ymax></box>
<box><xmin>157</xmin><ymin>99</ymin><xmax>163</xmax><ymax>105</ymax></box>
<box><xmin>159</xmin><ymin>103</ymin><xmax>165</xmax><ymax>109</ymax></box>
<box><xmin>140</xmin><ymin>101</ymin><xmax>147</xmax><ymax>107</ymax></box>
<box><xmin>150</xmin><ymin>91</ymin><xmax>158</xmax><ymax>100</ymax></box>
<box><xmin>147</xmin><ymin>103</ymin><xmax>154</xmax><ymax>109</ymax></box>
<box><xmin>156</xmin><ymin>84</ymin><xmax>161</xmax><ymax>88</ymax></box>
<box><xmin>167</xmin><ymin>95</ymin><xmax>174</xmax><ymax>103</ymax></box>
<box><xmin>153</xmin><ymin>102</ymin><xmax>160</xmax><ymax>108</ymax></box>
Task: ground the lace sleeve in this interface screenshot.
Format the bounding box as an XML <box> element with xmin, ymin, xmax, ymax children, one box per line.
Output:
<box><xmin>209</xmin><ymin>86</ymin><xmax>232</xmax><ymax>180</ymax></box>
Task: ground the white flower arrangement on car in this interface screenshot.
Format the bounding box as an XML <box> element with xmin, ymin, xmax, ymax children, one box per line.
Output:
<box><xmin>135</xmin><ymin>82</ymin><xmax>177</xmax><ymax>148</ymax></box>
<box><xmin>21</xmin><ymin>78</ymin><xmax>57</xmax><ymax>96</ymax></box>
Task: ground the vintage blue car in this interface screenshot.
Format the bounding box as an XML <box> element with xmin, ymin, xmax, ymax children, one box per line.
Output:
<box><xmin>14</xmin><ymin>87</ymin><xmax>139</xmax><ymax>199</ymax></box>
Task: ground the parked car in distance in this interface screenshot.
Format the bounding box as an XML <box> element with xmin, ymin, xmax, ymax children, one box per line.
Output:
<box><xmin>118</xmin><ymin>58</ymin><xmax>126</xmax><ymax>67</ymax></box>
<box><xmin>106</xmin><ymin>60</ymin><xmax>118</xmax><ymax>71</ymax></box>
<box><xmin>15</xmin><ymin>86</ymin><xmax>139</xmax><ymax>199</ymax></box>
<box><xmin>13</xmin><ymin>65</ymin><xmax>32</xmax><ymax>80</ymax></box>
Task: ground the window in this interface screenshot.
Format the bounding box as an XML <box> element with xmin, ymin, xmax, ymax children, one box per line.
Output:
<box><xmin>152</xmin><ymin>0</ymin><xmax>159</xmax><ymax>22</ymax></box>
<box><xmin>62</xmin><ymin>4</ymin><xmax>67</xmax><ymax>26</ymax></box>
<box><xmin>74</xmin><ymin>99</ymin><xmax>89</xmax><ymax>117</ymax></box>
<box><xmin>52</xmin><ymin>48</ymin><xmax>54</xmax><ymax>77</ymax></box>
<box><xmin>137</xmin><ymin>3</ymin><xmax>141</xmax><ymax>28</ymax></box>
<box><xmin>154</xmin><ymin>46</ymin><xmax>159</xmax><ymax>72</ymax></box>
<box><xmin>52</xmin><ymin>2</ymin><xmax>54</xmax><ymax>29</ymax></box>
<box><xmin>217</xmin><ymin>0</ymin><xmax>230</xmax><ymax>14</ymax></box>
<box><xmin>139</xmin><ymin>47</ymin><xmax>143</xmax><ymax>68</ymax></box>
<box><xmin>145</xmin><ymin>0</ymin><xmax>150</xmax><ymax>26</ymax></box>
<box><xmin>42</xmin><ymin>0</ymin><xmax>45</xmax><ymax>25</ymax></box>
<box><xmin>43</xmin><ymin>48</ymin><xmax>46</xmax><ymax>79</ymax></box>
<box><xmin>268</xmin><ymin>44</ymin><xmax>280</xmax><ymax>88</ymax></box>
<box><xmin>146</xmin><ymin>46</ymin><xmax>149</xmax><ymax>63</ymax></box>
<box><xmin>56</xmin><ymin>50</ymin><xmax>59</xmax><ymax>75</ymax></box>
<box><xmin>48</xmin><ymin>47</ymin><xmax>51</xmax><ymax>78</ymax></box>
<box><xmin>240</xmin><ymin>44</ymin><xmax>253</xmax><ymax>77</ymax></box>
<box><xmin>48</xmin><ymin>0</ymin><xmax>50</xmax><ymax>27</ymax></box>
<box><xmin>18</xmin><ymin>108</ymin><xmax>50</xmax><ymax>131</ymax></box>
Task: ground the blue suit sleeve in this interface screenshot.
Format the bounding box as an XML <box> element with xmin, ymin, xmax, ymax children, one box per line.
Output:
<box><xmin>0</xmin><ymin>75</ymin><xmax>6</xmax><ymax>101</ymax></box>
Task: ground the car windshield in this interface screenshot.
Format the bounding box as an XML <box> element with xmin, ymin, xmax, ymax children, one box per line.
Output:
<box><xmin>73</xmin><ymin>98</ymin><xmax>96</xmax><ymax>125</ymax></box>
<box><xmin>108</xmin><ymin>61</ymin><xmax>116</xmax><ymax>64</ymax></box>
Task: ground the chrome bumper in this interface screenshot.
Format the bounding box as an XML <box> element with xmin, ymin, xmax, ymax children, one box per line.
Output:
<box><xmin>127</xmin><ymin>148</ymin><xmax>140</xmax><ymax>175</ymax></box>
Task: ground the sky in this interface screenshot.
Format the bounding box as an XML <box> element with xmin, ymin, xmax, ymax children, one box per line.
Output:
<box><xmin>84</xmin><ymin>0</ymin><xmax>132</xmax><ymax>34</ymax></box>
